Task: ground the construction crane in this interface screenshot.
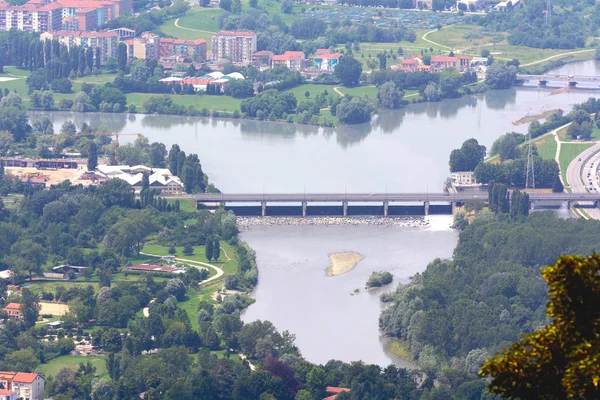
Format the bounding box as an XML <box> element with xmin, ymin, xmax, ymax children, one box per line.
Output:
<box><xmin>78</xmin><ymin>131</ymin><xmax>141</xmax><ymax>164</ymax></box>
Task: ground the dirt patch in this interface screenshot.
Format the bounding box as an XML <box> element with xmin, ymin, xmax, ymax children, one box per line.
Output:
<box><xmin>326</xmin><ymin>252</ymin><xmax>364</xmax><ymax>276</ymax></box>
<box><xmin>6</xmin><ymin>167</ymin><xmax>89</xmax><ymax>186</ymax></box>
<box><xmin>512</xmin><ymin>109</ymin><xmax>558</xmax><ymax>126</ymax></box>
<box><xmin>39</xmin><ymin>302</ymin><xmax>69</xmax><ymax>316</ymax></box>
<box><xmin>211</xmin><ymin>289</ymin><xmax>243</xmax><ymax>301</ymax></box>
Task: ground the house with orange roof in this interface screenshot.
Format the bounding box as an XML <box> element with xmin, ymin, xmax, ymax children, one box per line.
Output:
<box><xmin>323</xmin><ymin>386</ymin><xmax>350</xmax><ymax>400</ymax></box>
<box><xmin>0</xmin><ymin>372</ymin><xmax>44</xmax><ymax>400</ymax></box>
<box><xmin>0</xmin><ymin>388</ymin><xmax>18</xmax><ymax>400</ymax></box>
<box><xmin>3</xmin><ymin>303</ymin><xmax>21</xmax><ymax>319</ymax></box>
<box><xmin>159</xmin><ymin>38</ymin><xmax>207</xmax><ymax>62</ymax></box>
<box><xmin>272</xmin><ymin>51</ymin><xmax>306</xmax><ymax>72</ymax></box>
<box><xmin>430</xmin><ymin>55</ymin><xmax>471</xmax><ymax>72</ymax></box>
<box><xmin>313</xmin><ymin>52</ymin><xmax>343</xmax><ymax>72</ymax></box>
<box><xmin>400</xmin><ymin>57</ymin><xmax>419</xmax><ymax>72</ymax></box>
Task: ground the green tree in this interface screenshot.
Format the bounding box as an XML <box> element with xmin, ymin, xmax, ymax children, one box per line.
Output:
<box><xmin>205</xmin><ymin>237</ymin><xmax>213</xmax><ymax>261</ymax></box>
<box><xmin>231</xmin><ymin>0</ymin><xmax>242</xmax><ymax>14</ymax></box>
<box><xmin>87</xmin><ymin>141</ymin><xmax>98</xmax><ymax>171</ymax></box>
<box><xmin>117</xmin><ymin>42</ymin><xmax>127</xmax><ymax>74</ymax></box>
<box><xmin>183</xmin><ymin>245</ymin><xmax>193</xmax><ymax>256</ymax></box>
<box><xmin>5</xmin><ymin>349</ymin><xmax>39</xmax><ymax>372</ymax></box>
<box><xmin>485</xmin><ymin>63</ymin><xmax>517</xmax><ymax>89</ymax></box>
<box><xmin>334</xmin><ymin>56</ymin><xmax>362</xmax><ymax>87</ymax></box>
<box><xmin>20</xmin><ymin>288</ymin><xmax>41</xmax><ymax>328</ymax></box>
<box><xmin>480</xmin><ymin>254</ymin><xmax>600</xmax><ymax>399</ymax></box>
<box><xmin>213</xmin><ymin>238</ymin><xmax>220</xmax><ymax>261</ymax></box>
<box><xmin>377</xmin><ymin>81</ymin><xmax>404</xmax><ymax>109</ymax></box>
<box><xmin>448</xmin><ymin>138</ymin><xmax>487</xmax><ymax>172</ymax></box>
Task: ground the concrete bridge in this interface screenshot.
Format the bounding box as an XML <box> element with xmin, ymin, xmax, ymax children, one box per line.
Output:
<box><xmin>516</xmin><ymin>74</ymin><xmax>600</xmax><ymax>87</ymax></box>
<box><xmin>186</xmin><ymin>192</ymin><xmax>600</xmax><ymax>216</ymax></box>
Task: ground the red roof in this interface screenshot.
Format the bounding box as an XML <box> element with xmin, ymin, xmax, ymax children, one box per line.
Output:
<box><xmin>316</xmin><ymin>48</ymin><xmax>332</xmax><ymax>55</ymax></box>
<box><xmin>0</xmin><ymin>389</ymin><xmax>15</xmax><ymax>396</ymax></box>
<box><xmin>273</xmin><ymin>51</ymin><xmax>305</xmax><ymax>61</ymax></box>
<box><xmin>4</xmin><ymin>303</ymin><xmax>21</xmax><ymax>310</ymax></box>
<box><xmin>253</xmin><ymin>50</ymin><xmax>273</xmax><ymax>56</ymax></box>
<box><xmin>326</xmin><ymin>387</ymin><xmax>350</xmax><ymax>394</ymax></box>
<box><xmin>431</xmin><ymin>56</ymin><xmax>458</xmax><ymax>63</ymax></box>
<box><xmin>402</xmin><ymin>59</ymin><xmax>418</xmax><ymax>65</ymax></box>
<box><xmin>38</xmin><ymin>2</ymin><xmax>63</xmax><ymax>10</ymax></box>
<box><xmin>13</xmin><ymin>372</ymin><xmax>39</xmax><ymax>383</ymax></box>
<box><xmin>317</xmin><ymin>53</ymin><xmax>343</xmax><ymax>60</ymax></box>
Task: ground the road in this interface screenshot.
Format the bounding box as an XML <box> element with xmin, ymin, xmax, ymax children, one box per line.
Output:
<box><xmin>565</xmin><ymin>142</ymin><xmax>600</xmax><ymax>219</ymax></box>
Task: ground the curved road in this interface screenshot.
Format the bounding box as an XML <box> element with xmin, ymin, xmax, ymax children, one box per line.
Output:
<box><xmin>565</xmin><ymin>142</ymin><xmax>600</xmax><ymax>219</ymax></box>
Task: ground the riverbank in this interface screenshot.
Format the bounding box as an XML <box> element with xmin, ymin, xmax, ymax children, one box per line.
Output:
<box><xmin>236</xmin><ymin>216</ymin><xmax>428</xmax><ymax>230</ymax></box>
<box><xmin>326</xmin><ymin>251</ymin><xmax>365</xmax><ymax>276</ymax></box>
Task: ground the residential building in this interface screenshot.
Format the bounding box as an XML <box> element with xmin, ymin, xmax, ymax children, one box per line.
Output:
<box><xmin>399</xmin><ymin>58</ymin><xmax>418</xmax><ymax>72</ymax></box>
<box><xmin>159</xmin><ymin>38</ymin><xmax>206</xmax><ymax>62</ymax></box>
<box><xmin>272</xmin><ymin>51</ymin><xmax>306</xmax><ymax>72</ymax></box>
<box><xmin>96</xmin><ymin>165</ymin><xmax>185</xmax><ymax>194</ymax></box>
<box><xmin>251</xmin><ymin>50</ymin><xmax>273</xmax><ymax>68</ymax></box>
<box><xmin>0</xmin><ymin>2</ymin><xmax>62</xmax><ymax>32</ymax></box>
<box><xmin>3</xmin><ymin>303</ymin><xmax>21</xmax><ymax>318</ymax></box>
<box><xmin>108</xmin><ymin>26</ymin><xmax>134</xmax><ymax>40</ymax></box>
<box><xmin>451</xmin><ymin>171</ymin><xmax>477</xmax><ymax>187</ymax></box>
<box><xmin>313</xmin><ymin>51</ymin><xmax>343</xmax><ymax>72</ymax></box>
<box><xmin>52</xmin><ymin>265</ymin><xmax>89</xmax><ymax>276</ymax></box>
<box><xmin>126</xmin><ymin>31</ymin><xmax>159</xmax><ymax>61</ymax></box>
<box><xmin>0</xmin><ymin>372</ymin><xmax>45</xmax><ymax>400</ymax></box>
<box><xmin>0</xmin><ymin>389</ymin><xmax>18</xmax><ymax>400</ymax></box>
<box><xmin>211</xmin><ymin>31</ymin><xmax>256</xmax><ymax>64</ymax></box>
<box><xmin>315</xmin><ymin>48</ymin><xmax>332</xmax><ymax>56</ymax></box>
<box><xmin>159</xmin><ymin>71</ymin><xmax>244</xmax><ymax>92</ymax></box>
<box><xmin>40</xmin><ymin>30</ymin><xmax>118</xmax><ymax>64</ymax></box>
<box><xmin>430</xmin><ymin>55</ymin><xmax>471</xmax><ymax>72</ymax></box>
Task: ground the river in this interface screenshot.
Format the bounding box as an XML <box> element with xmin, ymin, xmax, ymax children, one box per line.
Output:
<box><xmin>34</xmin><ymin>60</ymin><xmax>600</xmax><ymax>367</ymax></box>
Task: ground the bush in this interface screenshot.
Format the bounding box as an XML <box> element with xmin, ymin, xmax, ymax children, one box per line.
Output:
<box><xmin>183</xmin><ymin>245</ymin><xmax>193</xmax><ymax>256</ymax></box>
<box><xmin>366</xmin><ymin>271</ymin><xmax>393</xmax><ymax>288</ymax></box>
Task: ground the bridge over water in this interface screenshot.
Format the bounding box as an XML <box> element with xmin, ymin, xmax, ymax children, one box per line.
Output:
<box><xmin>516</xmin><ymin>74</ymin><xmax>600</xmax><ymax>87</ymax></box>
<box><xmin>186</xmin><ymin>192</ymin><xmax>600</xmax><ymax>216</ymax></box>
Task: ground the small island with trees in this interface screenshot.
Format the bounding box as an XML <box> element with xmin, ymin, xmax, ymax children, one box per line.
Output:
<box><xmin>366</xmin><ymin>271</ymin><xmax>393</xmax><ymax>288</ymax></box>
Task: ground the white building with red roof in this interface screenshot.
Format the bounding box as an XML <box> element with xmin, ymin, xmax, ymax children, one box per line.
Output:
<box><xmin>0</xmin><ymin>372</ymin><xmax>44</xmax><ymax>400</ymax></box>
<box><xmin>3</xmin><ymin>303</ymin><xmax>21</xmax><ymax>319</ymax></box>
<box><xmin>272</xmin><ymin>51</ymin><xmax>306</xmax><ymax>72</ymax></box>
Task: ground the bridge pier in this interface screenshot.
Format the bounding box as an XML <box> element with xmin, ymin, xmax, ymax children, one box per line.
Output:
<box><xmin>383</xmin><ymin>201</ymin><xmax>389</xmax><ymax>217</ymax></box>
<box><xmin>530</xmin><ymin>201</ymin><xmax>535</xmax><ymax>211</ymax></box>
<box><xmin>343</xmin><ymin>201</ymin><xmax>348</xmax><ymax>217</ymax></box>
<box><xmin>261</xmin><ymin>201</ymin><xmax>266</xmax><ymax>217</ymax></box>
<box><xmin>594</xmin><ymin>201</ymin><xmax>598</xmax><ymax>208</ymax></box>
<box><xmin>451</xmin><ymin>202</ymin><xmax>457</xmax><ymax>214</ymax></box>
<box><xmin>424</xmin><ymin>201</ymin><xmax>430</xmax><ymax>216</ymax></box>
<box><xmin>569</xmin><ymin>81</ymin><xmax>577</xmax><ymax>87</ymax></box>
<box><xmin>538</xmin><ymin>80</ymin><xmax>547</xmax><ymax>86</ymax></box>
<box><xmin>567</xmin><ymin>200</ymin><xmax>572</xmax><ymax>209</ymax></box>
<box><xmin>302</xmin><ymin>201</ymin><xmax>307</xmax><ymax>217</ymax></box>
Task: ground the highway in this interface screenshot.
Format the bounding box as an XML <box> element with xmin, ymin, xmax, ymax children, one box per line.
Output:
<box><xmin>566</xmin><ymin>143</ymin><xmax>600</xmax><ymax>219</ymax></box>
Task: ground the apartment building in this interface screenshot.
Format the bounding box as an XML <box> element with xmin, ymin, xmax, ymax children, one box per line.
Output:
<box><xmin>159</xmin><ymin>38</ymin><xmax>206</xmax><ymax>62</ymax></box>
<box><xmin>123</xmin><ymin>31</ymin><xmax>159</xmax><ymax>61</ymax></box>
<box><xmin>430</xmin><ymin>55</ymin><xmax>471</xmax><ymax>72</ymax></box>
<box><xmin>313</xmin><ymin>51</ymin><xmax>343</xmax><ymax>72</ymax></box>
<box><xmin>211</xmin><ymin>31</ymin><xmax>256</xmax><ymax>64</ymax></box>
<box><xmin>0</xmin><ymin>372</ymin><xmax>45</xmax><ymax>400</ymax></box>
<box><xmin>0</xmin><ymin>0</ymin><xmax>130</xmax><ymax>33</ymax></box>
<box><xmin>272</xmin><ymin>51</ymin><xmax>306</xmax><ymax>72</ymax></box>
<box><xmin>40</xmin><ymin>30</ymin><xmax>118</xmax><ymax>64</ymax></box>
<box><xmin>0</xmin><ymin>2</ymin><xmax>62</xmax><ymax>32</ymax></box>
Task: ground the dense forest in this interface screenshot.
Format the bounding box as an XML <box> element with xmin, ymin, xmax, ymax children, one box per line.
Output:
<box><xmin>379</xmin><ymin>211</ymin><xmax>600</xmax><ymax>378</ymax></box>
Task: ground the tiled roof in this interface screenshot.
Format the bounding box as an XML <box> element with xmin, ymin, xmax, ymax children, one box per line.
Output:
<box><xmin>4</xmin><ymin>303</ymin><xmax>21</xmax><ymax>310</ymax></box>
<box><xmin>317</xmin><ymin>53</ymin><xmax>343</xmax><ymax>59</ymax></box>
<box><xmin>0</xmin><ymin>389</ymin><xmax>15</xmax><ymax>396</ymax></box>
<box><xmin>431</xmin><ymin>56</ymin><xmax>458</xmax><ymax>62</ymax></box>
<box><xmin>13</xmin><ymin>372</ymin><xmax>39</xmax><ymax>383</ymax></box>
<box><xmin>326</xmin><ymin>387</ymin><xmax>351</xmax><ymax>394</ymax></box>
<box><xmin>402</xmin><ymin>58</ymin><xmax>418</xmax><ymax>65</ymax></box>
<box><xmin>316</xmin><ymin>48</ymin><xmax>332</xmax><ymax>55</ymax></box>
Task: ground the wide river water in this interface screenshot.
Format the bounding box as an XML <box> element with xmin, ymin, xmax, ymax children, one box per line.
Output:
<box><xmin>36</xmin><ymin>60</ymin><xmax>600</xmax><ymax>367</ymax></box>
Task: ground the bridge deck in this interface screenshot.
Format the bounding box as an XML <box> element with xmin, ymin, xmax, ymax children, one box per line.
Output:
<box><xmin>188</xmin><ymin>192</ymin><xmax>600</xmax><ymax>202</ymax></box>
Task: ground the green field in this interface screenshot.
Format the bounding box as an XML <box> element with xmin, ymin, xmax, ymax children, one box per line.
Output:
<box><xmin>559</xmin><ymin>143</ymin><xmax>594</xmax><ymax>183</ymax></box>
<box><xmin>38</xmin><ymin>355</ymin><xmax>107</xmax><ymax>379</ymax></box>
<box><xmin>141</xmin><ymin>242</ymin><xmax>238</xmax><ymax>276</ymax></box>
<box><xmin>534</xmin><ymin>134</ymin><xmax>558</xmax><ymax>160</ymax></box>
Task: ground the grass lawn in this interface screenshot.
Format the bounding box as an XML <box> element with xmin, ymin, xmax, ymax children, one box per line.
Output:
<box><xmin>338</xmin><ymin>86</ymin><xmax>378</xmax><ymax>97</ymax></box>
<box><xmin>127</xmin><ymin>92</ymin><xmax>242</xmax><ymax>114</ymax></box>
<box><xmin>141</xmin><ymin>242</ymin><xmax>238</xmax><ymax>276</ymax></box>
<box><xmin>211</xmin><ymin>349</ymin><xmax>241</xmax><ymax>361</ymax></box>
<box><xmin>559</xmin><ymin>143</ymin><xmax>594</xmax><ymax>183</ymax></box>
<box><xmin>38</xmin><ymin>355</ymin><xmax>107</xmax><ymax>378</ymax></box>
<box><xmin>27</xmin><ymin>280</ymin><xmax>99</xmax><ymax>295</ymax></box>
<box><xmin>167</xmin><ymin>198</ymin><xmax>197</xmax><ymax>212</ymax></box>
<box><xmin>534</xmin><ymin>135</ymin><xmax>558</xmax><ymax>160</ymax></box>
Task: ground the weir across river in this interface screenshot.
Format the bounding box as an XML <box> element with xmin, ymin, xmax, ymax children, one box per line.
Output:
<box><xmin>180</xmin><ymin>192</ymin><xmax>600</xmax><ymax>217</ymax></box>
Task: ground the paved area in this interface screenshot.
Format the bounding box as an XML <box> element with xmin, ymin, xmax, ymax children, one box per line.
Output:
<box><xmin>565</xmin><ymin>142</ymin><xmax>600</xmax><ymax>219</ymax></box>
